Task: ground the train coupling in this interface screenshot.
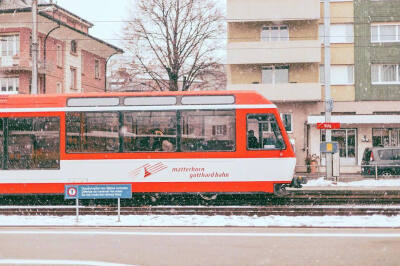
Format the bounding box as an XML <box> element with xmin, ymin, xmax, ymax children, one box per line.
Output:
<box><xmin>290</xmin><ymin>176</ymin><xmax>307</xmax><ymax>188</ymax></box>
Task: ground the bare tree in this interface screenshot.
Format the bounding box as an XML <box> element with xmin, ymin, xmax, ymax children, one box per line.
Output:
<box><xmin>123</xmin><ymin>0</ymin><xmax>224</xmax><ymax>91</ymax></box>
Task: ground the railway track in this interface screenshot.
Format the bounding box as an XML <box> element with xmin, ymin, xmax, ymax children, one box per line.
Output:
<box><xmin>0</xmin><ymin>190</ymin><xmax>400</xmax><ymax>206</ymax></box>
<box><xmin>0</xmin><ymin>205</ymin><xmax>399</xmax><ymax>216</ymax></box>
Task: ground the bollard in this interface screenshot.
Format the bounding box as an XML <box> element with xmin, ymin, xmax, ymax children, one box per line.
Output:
<box><xmin>375</xmin><ymin>164</ymin><xmax>378</xmax><ymax>180</ymax></box>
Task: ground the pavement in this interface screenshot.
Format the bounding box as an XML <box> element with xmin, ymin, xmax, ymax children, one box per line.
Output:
<box><xmin>292</xmin><ymin>172</ymin><xmax>400</xmax><ymax>190</ymax></box>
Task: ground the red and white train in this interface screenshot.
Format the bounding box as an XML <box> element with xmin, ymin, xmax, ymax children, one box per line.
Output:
<box><xmin>0</xmin><ymin>91</ymin><xmax>297</xmax><ymax>195</ymax></box>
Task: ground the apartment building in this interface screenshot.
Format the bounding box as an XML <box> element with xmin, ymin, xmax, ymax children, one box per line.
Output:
<box><xmin>227</xmin><ymin>0</ymin><xmax>400</xmax><ymax>173</ymax></box>
<box><xmin>0</xmin><ymin>0</ymin><xmax>123</xmax><ymax>94</ymax></box>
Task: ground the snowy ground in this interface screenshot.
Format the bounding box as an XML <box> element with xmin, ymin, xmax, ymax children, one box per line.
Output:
<box><xmin>0</xmin><ymin>214</ymin><xmax>399</xmax><ymax>228</ymax></box>
<box><xmin>0</xmin><ymin>178</ymin><xmax>399</xmax><ymax>228</ymax></box>
<box><xmin>304</xmin><ymin>177</ymin><xmax>400</xmax><ymax>187</ymax></box>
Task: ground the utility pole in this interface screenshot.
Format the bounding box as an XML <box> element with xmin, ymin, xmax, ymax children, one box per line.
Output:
<box><xmin>324</xmin><ymin>0</ymin><xmax>333</xmax><ymax>179</ymax></box>
<box><xmin>31</xmin><ymin>0</ymin><xmax>38</xmax><ymax>94</ymax></box>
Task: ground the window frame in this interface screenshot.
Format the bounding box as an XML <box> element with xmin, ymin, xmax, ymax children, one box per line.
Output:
<box><xmin>70</xmin><ymin>67</ymin><xmax>77</xmax><ymax>90</ymax></box>
<box><xmin>371</xmin><ymin>64</ymin><xmax>400</xmax><ymax>85</ymax></box>
<box><xmin>0</xmin><ymin>116</ymin><xmax>60</xmax><ymax>170</ymax></box>
<box><xmin>56</xmin><ymin>44</ymin><xmax>62</xmax><ymax>67</ymax></box>
<box><xmin>371</xmin><ymin>23</ymin><xmax>400</xmax><ymax>43</ymax></box>
<box><xmin>246</xmin><ymin>113</ymin><xmax>286</xmax><ymax>151</ymax></box>
<box><xmin>261</xmin><ymin>65</ymin><xmax>289</xmax><ymax>84</ymax></box>
<box><xmin>280</xmin><ymin>113</ymin><xmax>293</xmax><ymax>133</ymax></box>
<box><xmin>320</xmin><ymin>65</ymin><xmax>354</xmax><ymax>85</ymax></box>
<box><xmin>261</xmin><ymin>25</ymin><xmax>289</xmax><ymax>42</ymax></box>
<box><xmin>94</xmin><ymin>59</ymin><xmax>100</xmax><ymax>79</ymax></box>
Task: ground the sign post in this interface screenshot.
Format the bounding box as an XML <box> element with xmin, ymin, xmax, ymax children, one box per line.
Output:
<box><xmin>65</xmin><ymin>184</ymin><xmax>132</xmax><ymax>222</ymax></box>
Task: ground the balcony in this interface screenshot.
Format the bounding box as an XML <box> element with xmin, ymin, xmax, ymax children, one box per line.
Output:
<box><xmin>227</xmin><ymin>0</ymin><xmax>320</xmax><ymax>22</ymax></box>
<box><xmin>227</xmin><ymin>41</ymin><xmax>321</xmax><ymax>65</ymax></box>
<box><xmin>0</xmin><ymin>56</ymin><xmax>54</xmax><ymax>74</ymax></box>
<box><xmin>227</xmin><ymin>83</ymin><xmax>321</xmax><ymax>102</ymax></box>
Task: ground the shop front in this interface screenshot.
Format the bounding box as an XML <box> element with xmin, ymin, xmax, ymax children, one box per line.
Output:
<box><xmin>307</xmin><ymin>115</ymin><xmax>400</xmax><ymax>173</ymax></box>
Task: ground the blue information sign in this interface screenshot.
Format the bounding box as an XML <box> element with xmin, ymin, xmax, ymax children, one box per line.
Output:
<box><xmin>64</xmin><ymin>184</ymin><xmax>132</xmax><ymax>199</ymax></box>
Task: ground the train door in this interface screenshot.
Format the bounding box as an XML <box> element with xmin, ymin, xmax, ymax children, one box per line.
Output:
<box><xmin>246</xmin><ymin>113</ymin><xmax>286</xmax><ymax>150</ymax></box>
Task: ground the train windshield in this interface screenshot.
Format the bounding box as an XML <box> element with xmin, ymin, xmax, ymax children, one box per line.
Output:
<box><xmin>247</xmin><ymin>114</ymin><xmax>285</xmax><ymax>150</ymax></box>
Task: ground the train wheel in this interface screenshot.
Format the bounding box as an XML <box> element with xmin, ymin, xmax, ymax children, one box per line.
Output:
<box><xmin>199</xmin><ymin>193</ymin><xmax>218</xmax><ymax>201</ymax></box>
<box><xmin>273</xmin><ymin>184</ymin><xmax>288</xmax><ymax>196</ymax></box>
<box><xmin>381</xmin><ymin>171</ymin><xmax>393</xmax><ymax>178</ymax></box>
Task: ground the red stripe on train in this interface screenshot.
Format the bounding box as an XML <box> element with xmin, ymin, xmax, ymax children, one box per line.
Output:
<box><xmin>0</xmin><ymin>181</ymin><xmax>291</xmax><ymax>194</ymax></box>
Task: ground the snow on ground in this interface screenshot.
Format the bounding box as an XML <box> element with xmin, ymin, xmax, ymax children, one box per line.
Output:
<box><xmin>0</xmin><ymin>214</ymin><xmax>399</xmax><ymax>227</ymax></box>
<box><xmin>304</xmin><ymin>177</ymin><xmax>400</xmax><ymax>187</ymax></box>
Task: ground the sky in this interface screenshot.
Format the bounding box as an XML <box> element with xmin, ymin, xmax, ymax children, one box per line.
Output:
<box><xmin>54</xmin><ymin>0</ymin><xmax>132</xmax><ymax>48</ymax></box>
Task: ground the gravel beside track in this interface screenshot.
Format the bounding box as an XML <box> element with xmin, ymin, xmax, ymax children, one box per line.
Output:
<box><xmin>0</xmin><ymin>205</ymin><xmax>399</xmax><ymax>216</ymax></box>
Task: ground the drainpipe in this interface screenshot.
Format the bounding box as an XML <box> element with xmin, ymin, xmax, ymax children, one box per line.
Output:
<box><xmin>105</xmin><ymin>52</ymin><xmax>119</xmax><ymax>92</ymax></box>
<box><xmin>43</xmin><ymin>10</ymin><xmax>60</xmax><ymax>94</ymax></box>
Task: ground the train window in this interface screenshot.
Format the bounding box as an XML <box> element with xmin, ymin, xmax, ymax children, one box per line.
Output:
<box><xmin>67</xmin><ymin>97</ymin><xmax>120</xmax><ymax>107</ymax></box>
<box><xmin>124</xmin><ymin>96</ymin><xmax>176</xmax><ymax>106</ymax></box>
<box><xmin>6</xmin><ymin>117</ymin><xmax>60</xmax><ymax>169</ymax></box>
<box><xmin>66</xmin><ymin>112</ymin><xmax>119</xmax><ymax>153</ymax></box>
<box><xmin>180</xmin><ymin>110</ymin><xmax>235</xmax><ymax>151</ymax></box>
<box><xmin>0</xmin><ymin>119</ymin><xmax>3</xmax><ymax>169</ymax></box>
<box><xmin>247</xmin><ymin>114</ymin><xmax>285</xmax><ymax>150</ymax></box>
<box><xmin>181</xmin><ymin>95</ymin><xmax>235</xmax><ymax>105</ymax></box>
<box><xmin>121</xmin><ymin>111</ymin><xmax>177</xmax><ymax>152</ymax></box>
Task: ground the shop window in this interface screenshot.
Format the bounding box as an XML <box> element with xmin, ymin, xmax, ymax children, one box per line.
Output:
<box><xmin>321</xmin><ymin>129</ymin><xmax>356</xmax><ymax>158</ymax></box>
<box><xmin>373</xmin><ymin>128</ymin><xmax>400</xmax><ymax>147</ymax></box>
<box><xmin>247</xmin><ymin>114</ymin><xmax>285</xmax><ymax>150</ymax></box>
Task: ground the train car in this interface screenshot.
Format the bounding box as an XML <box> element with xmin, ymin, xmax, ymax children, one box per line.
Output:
<box><xmin>0</xmin><ymin>91</ymin><xmax>297</xmax><ymax>195</ymax></box>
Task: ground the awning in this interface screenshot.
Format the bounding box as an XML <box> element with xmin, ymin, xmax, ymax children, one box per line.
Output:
<box><xmin>308</xmin><ymin>115</ymin><xmax>400</xmax><ymax>125</ymax></box>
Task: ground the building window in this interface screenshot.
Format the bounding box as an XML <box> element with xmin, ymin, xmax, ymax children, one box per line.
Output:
<box><xmin>319</xmin><ymin>24</ymin><xmax>354</xmax><ymax>43</ymax></box>
<box><xmin>0</xmin><ymin>35</ymin><xmax>20</xmax><ymax>67</ymax></box>
<box><xmin>56</xmin><ymin>82</ymin><xmax>62</xmax><ymax>93</ymax></box>
<box><xmin>261</xmin><ymin>25</ymin><xmax>289</xmax><ymax>42</ymax></box>
<box><xmin>70</xmin><ymin>40</ymin><xmax>77</xmax><ymax>54</ymax></box>
<box><xmin>281</xmin><ymin>113</ymin><xmax>292</xmax><ymax>133</ymax></box>
<box><xmin>373</xmin><ymin>128</ymin><xmax>400</xmax><ymax>147</ymax></box>
<box><xmin>0</xmin><ymin>77</ymin><xmax>19</xmax><ymax>94</ymax></box>
<box><xmin>94</xmin><ymin>59</ymin><xmax>100</xmax><ymax>79</ymax></box>
<box><xmin>320</xmin><ymin>65</ymin><xmax>354</xmax><ymax>85</ymax></box>
<box><xmin>371</xmin><ymin>24</ymin><xmax>400</xmax><ymax>43</ymax></box>
<box><xmin>56</xmin><ymin>44</ymin><xmax>62</xmax><ymax>67</ymax></box>
<box><xmin>212</xmin><ymin>125</ymin><xmax>227</xmax><ymax>136</ymax></box>
<box><xmin>262</xmin><ymin>65</ymin><xmax>289</xmax><ymax>84</ymax></box>
<box><xmin>371</xmin><ymin>64</ymin><xmax>400</xmax><ymax>84</ymax></box>
<box><xmin>70</xmin><ymin>67</ymin><xmax>77</xmax><ymax>90</ymax></box>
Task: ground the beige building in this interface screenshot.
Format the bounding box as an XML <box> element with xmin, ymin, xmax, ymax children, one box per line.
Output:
<box><xmin>226</xmin><ymin>0</ymin><xmax>377</xmax><ymax>173</ymax></box>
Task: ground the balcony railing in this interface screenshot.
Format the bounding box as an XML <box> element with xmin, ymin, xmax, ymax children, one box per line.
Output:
<box><xmin>227</xmin><ymin>0</ymin><xmax>320</xmax><ymax>22</ymax></box>
<box><xmin>0</xmin><ymin>56</ymin><xmax>54</xmax><ymax>73</ymax></box>
<box><xmin>227</xmin><ymin>83</ymin><xmax>322</xmax><ymax>102</ymax></box>
<box><xmin>227</xmin><ymin>40</ymin><xmax>321</xmax><ymax>65</ymax></box>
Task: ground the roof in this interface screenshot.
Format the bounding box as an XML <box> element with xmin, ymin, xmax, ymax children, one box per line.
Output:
<box><xmin>0</xmin><ymin>4</ymin><xmax>123</xmax><ymax>54</ymax></box>
<box><xmin>0</xmin><ymin>91</ymin><xmax>273</xmax><ymax>109</ymax></box>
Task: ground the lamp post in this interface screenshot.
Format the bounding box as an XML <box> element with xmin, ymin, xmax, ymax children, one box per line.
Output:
<box><xmin>324</xmin><ymin>0</ymin><xmax>333</xmax><ymax>179</ymax></box>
